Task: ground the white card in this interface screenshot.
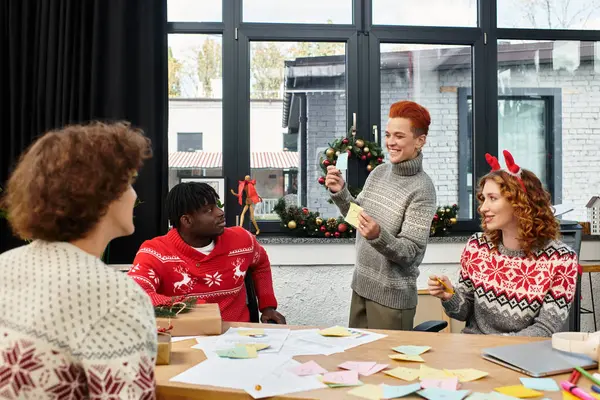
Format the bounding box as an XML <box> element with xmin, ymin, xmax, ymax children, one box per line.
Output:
<box><xmin>336</xmin><ymin>153</ymin><xmax>349</xmax><ymax>170</ymax></box>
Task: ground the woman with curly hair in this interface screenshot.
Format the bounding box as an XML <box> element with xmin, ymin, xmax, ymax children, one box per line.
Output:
<box><xmin>0</xmin><ymin>122</ymin><xmax>157</xmax><ymax>398</ymax></box>
<box><xmin>428</xmin><ymin>150</ymin><xmax>579</xmax><ymax>337</ymax></box>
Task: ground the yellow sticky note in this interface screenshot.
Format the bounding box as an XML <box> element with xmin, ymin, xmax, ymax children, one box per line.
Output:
<box><xmin>495</xmin><ymin>385</ymin><xmax>543</xmax><ymax>398</ymax></box>
<box><xmin>389</xmin><ymin>354</ymin><xmax>425</xmax><ymax>362</ymax></box>
<box><xmin>345</xmin><ymin>202</ymin><xmax>363</xmax><ymax>228</ymax></box>
<box><xmin>419</xmin><ymin>365</ymin><xmax>452</xmax><ymax>380</ymax></box>
<box><xmin>591</xmin><ymin>393</ymin><xmax>600</xmax><ymax>400</ymax></box>
<box><xmin>562</xmin><ymin>391</ymin><xmax>580</xmax><ymax>400</ymax></box>
<box><xmin>384</xmin><ymin>367</ymin><xmax>420</xmax><ymax>381</ymax></box>
<box><xmin>319</xmin><ymin>326</ymin><xmax>353</xmax><ymax>337</ymax></box>
<box><xmin>445</xmin><ymin>368</ymin><xmax>488</xmax><ymax>382</ymax></box>
<box><xmin>238</xmin><ymin>329</ymin><xmax>265</xmax><ymax>336</ymax></box>
<box><xmin>237</xmin><ymin>343</ymin><xmax>270</xmax><ymax>351</ymax></box>
<box><xmin>347</xmin><ymin>384</ymin><xmax>384</xmax><ymax>400</ymax></box>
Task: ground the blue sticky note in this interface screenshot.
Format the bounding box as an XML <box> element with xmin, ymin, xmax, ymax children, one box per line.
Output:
<box><xmin>336</xmin><ymin>153</ymin><xmax>349</xmax><ymax>170</ymax></box>
<box><xmin>418</xmin><ymin>388</ymin><xmax>470</xmax><ymax>400</ymax></box>
<box><xmin>382</xmin><ymin>383</ymin><xmax>422</xmax><ymax>399</ymax></box>
<box><xmin>519</xmin><ymin>378</ymin><xmax>559</xmax><ymax>392</ymax></box>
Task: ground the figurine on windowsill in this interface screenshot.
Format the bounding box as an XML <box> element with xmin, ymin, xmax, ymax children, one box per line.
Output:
<box><xmin>231</xmin><ymin>175</ymin><xmax>262</xmax><ymax>235</ymax></box>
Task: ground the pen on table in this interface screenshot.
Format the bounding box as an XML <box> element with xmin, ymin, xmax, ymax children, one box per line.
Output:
<box><xmin>575</xmin><ymin>367</ymin><xmax>600</xmax><ymax>386</ymax></box>
<box><xmin>436</xmin><ymin>277</ymin><xmax>455</xmax><ymax>294</ymax></box>
<box><xmin>570</xmin><ymin>369</ymin><xmax>582</xmax><ymax>384</ymax></box>
<box><xmin>561</xmin><ymin>381</ymin><xmax>595</xmax><ymax>400</ymax></box>
<box><xmin>591</xmin><ymin>385</ymin><xmax>600</xmax><ymax>394</ymax></box>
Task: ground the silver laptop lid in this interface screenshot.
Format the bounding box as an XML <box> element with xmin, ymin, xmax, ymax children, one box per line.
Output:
<box><xmin>482</xmin><ymin>340</ymin><xmax>597</xmax><ymax>377</ymax></box>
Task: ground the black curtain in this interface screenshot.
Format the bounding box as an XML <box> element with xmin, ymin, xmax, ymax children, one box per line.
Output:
<box><xmin>0</xmin><ymin>0</ymin><xmax>168</xmax><ymax>263</ymax></box>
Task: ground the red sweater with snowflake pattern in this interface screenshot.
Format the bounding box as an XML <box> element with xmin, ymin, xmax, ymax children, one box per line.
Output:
<box><xmin>128</xmin><ymin>227</ymin><xmax>278</xmax><ymax>322</ymax></box>
<box><xmin>442</xmin><ymin>233</ymin><xmax>579</xmax><ymax>337</ymax></box>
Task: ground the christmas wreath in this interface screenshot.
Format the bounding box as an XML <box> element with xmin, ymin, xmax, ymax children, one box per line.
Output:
<box><xmin>274</xmin><ymin>198</ymin><xmax>459</xmax><ymax>238</ymax></box>
<box><xmin>316</xmin><ymin>128</ymin><xmax>385</xmax><ymax>187</ymax></box>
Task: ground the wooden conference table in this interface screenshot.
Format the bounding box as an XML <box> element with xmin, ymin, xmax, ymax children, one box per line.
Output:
<box><xmin>155</xmin><ymin>322</ymin><xmax>579</xmax><ymax>399</ymax></box>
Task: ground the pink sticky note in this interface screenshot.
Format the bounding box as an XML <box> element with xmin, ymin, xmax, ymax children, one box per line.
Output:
<box><xmin>291</xmin><ymin>360</ymin><xmax>328</xmax><ymax>376</ymax></box>
<box><xmin>421</xmin><ymin>377</ymin><xmax>460</xmax><ymax>391</ymax></box>
<box><xmin>363</xmin><ymin>364</ymin><xmax>389</xmax><ymax>377</ymax></box>
<box><xmin>339</xmin><ymin>361</ymin><xmax>377</xmax><ymax>376</ymax></box>
<box><xmin>323</xmin><ymin>370</ymin><xmax>361</xmax><ymax>385</ymax></box>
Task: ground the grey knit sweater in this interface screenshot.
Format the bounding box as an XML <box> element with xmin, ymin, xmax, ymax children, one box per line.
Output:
<box><xmin>330</xmin><ymin>152</ymin><xmax>437</xmax><ymax>309</ymax></box>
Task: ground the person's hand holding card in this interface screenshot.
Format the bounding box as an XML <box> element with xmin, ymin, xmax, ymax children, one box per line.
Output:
<box><xmin>325</xmin><ymin>165</ymin><xmax>345</xmax><ymax>193</ymax></box>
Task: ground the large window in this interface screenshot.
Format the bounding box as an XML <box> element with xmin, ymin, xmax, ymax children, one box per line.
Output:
<box><xmin>167</xmin><ymin>34</ymin><xmax>223</xmax><ymax>191</ymax></box>
<box><xmin>249</xmin><ymin>41</ymin><xmax>346</xmax><ymax>221</ymax></box>
<box><xmin>165</xmin><ymin>0</ymin><xmax>600</xmax><ymax>235</ymax></box>
<box><xmin>380</xmin><ymin>44</ymin><xmax>473</xmax><ymax>215</ymax></box>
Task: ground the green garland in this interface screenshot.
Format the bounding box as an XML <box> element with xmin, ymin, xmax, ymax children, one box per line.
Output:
<box><xmin>154</xmin><ymin>297</ymin><xmax>198</xmax><ymax>318</ymax></box>
<box><xmin>317</xmin><ymin>128</ymin><xmax>385</xmax><ymax>186</ymax></box>
<box><xmin>275</xmin><ymin>198</ymin><xmax>459</xmax><ymax>238</ymax></box>
<box><xmin>430</xmin><ymin>204</ymin><xmax>459</xmax><ymax>237</ymax></box>
<box><xmin>273</xmin><ymin>199</ymin><xmax>355</xmax><ymax>238</ymax></box>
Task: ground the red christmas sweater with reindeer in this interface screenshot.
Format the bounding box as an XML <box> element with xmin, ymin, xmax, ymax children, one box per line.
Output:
<box><xmin>128</xmin><ymin>227</ymin><xmax>278</xmax><ymax>322</ymax></box>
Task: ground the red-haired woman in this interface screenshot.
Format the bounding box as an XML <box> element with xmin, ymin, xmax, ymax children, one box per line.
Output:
<box><xmin>428</xmin><ymin>151</ymin><xmax>579</xmax><ymax>337</ymax></box>
<box><xmin>326</xmin><ymin>100</ymin><xmax>437</xmax><ymax>330</ymax></box>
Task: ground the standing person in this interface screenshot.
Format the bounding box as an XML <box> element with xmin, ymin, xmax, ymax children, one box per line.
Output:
<box><xmin>428</xmin><ymin>151</ymin><xmax>579</xmax><ymax>337</ymax></box>
<box><xmin>0</xmin><ymin>122</ymin><xmax>157</xmax><ymax>399</ymax></box>
<box><xmin>326</xmin><ymin>100</ymin><xmax>437</xmax><ymax>330</ymax></box>
<box><xmin>128</xmin><ymin>182</ymin><xmax>286</xmax><ymax>324</ymax></box>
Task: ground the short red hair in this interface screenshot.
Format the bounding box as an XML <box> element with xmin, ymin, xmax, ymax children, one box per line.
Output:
<box><xmin>389</xmin><ymin>101</ymin><xmax>431</xmax><ymax>136</ymax></box>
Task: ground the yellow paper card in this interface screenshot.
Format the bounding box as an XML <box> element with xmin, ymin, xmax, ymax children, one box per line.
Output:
<box><xmin>445</xmin><ymin>368</ymin><xmax>488</xmax><ymax>382</ymax></box>
<box><xmin>419</xmin><ymin>365</ymin><xmax>452</xmax><ymax>380</ymax></box>
<box><xmin>237</xmin><ymin>343</ymin><xmax>270</xmax><ymax>351</ymax></box>
<box><xmin>347</xmin><ymin>384</ymin><xmax>384</xmax><ymax>400</ymax></box>
<box><xmin>494</xmin><ymin>385</ymin><xmax>543</xmax><ymax>398</ymax></box>
<box><xmin>319</xmin><ymin>326</ymin><xmax>353</xmax><ymax>337</ymax></box>
<box><xmin>384</xmin><ymin>367</ymin><xmax>420</xmax><ymax>381</ymax></box>
<box><xmin>345</xmin><ymin>203</ymin><xmax>363</xmax><ymax>228</ymax></box>
<box><xmin>238</xmin><ymin>329</ymin><xmax>265</xmax><ymax>336</ymax></box>
<box><xmin>389</xmin><ymin>354</ymin><xmax>425</xmax><ymax>362</ymax></box>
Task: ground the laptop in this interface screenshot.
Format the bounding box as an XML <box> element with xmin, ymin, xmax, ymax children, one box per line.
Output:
<box><xmin>481</xmin><ymin>340</ymin><xmax>597</xmax><ymax>377</ymax></box>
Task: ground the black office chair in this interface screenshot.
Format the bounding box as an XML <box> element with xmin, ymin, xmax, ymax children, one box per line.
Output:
<box><xmin>244</xmin><ymin>275</ymin><xmax>448</xmax><ymax>331</ymax></box>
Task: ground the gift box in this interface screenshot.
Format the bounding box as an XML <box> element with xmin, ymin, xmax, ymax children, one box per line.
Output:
<box><xmin>156</xmin><ymin>303</ymin><xmax>222</xmax><ymax>337</ymax></box>
<box><xmin>156</xmin><ymin>333</ymin><xmax>172</xmax><ymax>365</ymax></box>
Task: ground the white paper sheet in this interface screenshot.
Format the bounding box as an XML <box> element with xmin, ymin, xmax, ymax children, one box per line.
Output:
<box><xmin>169</xmin><ymin>354</ymin><xmax>292</xmax><ymax>389</ymax></box>
<box><xmin>300</xmin><ymin>328</ymin><xmax>387</xmax><ymax>351</ymax></box>
<box><xmin>215</xmin><ymin>327</ymin><xmax>290</xmax><ymax>353</ymax></box>
<box><xmin>244</xmin><ymin>359</ymin><xmax>327</xmax><ymax>399</ymax></box>
<box><xmin>170</xmin><ymin>335</ymin><xmax>202</xmax><ymax>343</ymax></box>
<box><xmin>192</xmin><ymin>335</ymin><xmax>222</xmax><ymax>359</ymax></box>
<box><xmin>277</xmin><ymin>329</ymin><xmax>345</xmax><ymax>357</ymax></box>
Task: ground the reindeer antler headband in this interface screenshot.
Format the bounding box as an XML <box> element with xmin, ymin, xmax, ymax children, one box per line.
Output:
<box><xmin>485</xmin><ymin>150</ymin><xmax>527</xmax><ymax>192</ymax></box>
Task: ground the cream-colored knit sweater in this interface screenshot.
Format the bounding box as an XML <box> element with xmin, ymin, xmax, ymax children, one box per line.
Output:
<box><xmin>0</xmin><ymin>241</ymin><xmax>157</xmax><ymax>399</ymax></box>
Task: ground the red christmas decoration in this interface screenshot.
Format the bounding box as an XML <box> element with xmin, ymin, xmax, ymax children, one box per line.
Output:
<box><xmin>325</xmin><ymin>232</ymin><xmax>331</xmax><ymax>237</ymax></box>
<box><xmin>334</xmin><ymin>232</ymin><xmax>341</xmax><ymax>238</ymax></box>
<box><xmin>323</xmin><ymin>159</ymin><xmax>330</xmax><ymax>166</ymax></box>
<box><xmin>318</xmin><ymin>176</ymin><xmax>325</xmax><ymax>185</ymax></box>
<box><xmin>338</xmin><ymin>223</ymin><xmax>348</xmax><ymax>233</ymax></box>
<box><xmin>320</xmin><ymin>226</ymin><xmax>327</xmax><ymax>232</ymax></box>
<box><xmin>302</xmin><ymin>207</ymin><xmax>309</xmax><ymax>215</ymax></box>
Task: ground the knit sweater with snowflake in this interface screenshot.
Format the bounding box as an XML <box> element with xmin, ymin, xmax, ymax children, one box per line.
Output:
<box><xmin>0</xmin><ymin>241</ymin><xmax>157</xmax><ymax>399</ymax></box>
<box><xmin>443</xmin><ymin>233</ymin><xmax>579</xmax><ymax>337</ymax></box>
<box><xmin>128</xmin><ymin>227</ymin><xmax>278</xmax><ymax>322</ymax></box>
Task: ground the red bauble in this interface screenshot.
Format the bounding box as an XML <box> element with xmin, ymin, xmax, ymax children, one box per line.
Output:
<box><xmin>361</xmin><ymin>155</ymin><xmax>367</xmax><ymax>161</ymax></box>
<box><xmin>325</xmin><ymin>232</ymin><xmax>331</xmax><ymax>237</ymax></box>
<box><xmin>302</xmin><ymin>207</ymin><xmax>309</xmax><ymax>215</ymax></box>
<box><xmin>320</xmin><ymin>225</ymin><xmax>327</xmax><ymax>232</ymax></box>
<box><xmin>337</xmin><ymin>223</ymin><xmax>348</xmax><ymax>233</ymax></box>
<box><xmin>334</xmin><ymin>231</ymin><xmax>341</xmax><ymax>238</ymax></box>
<box><xmin>377</xmin><ymin>157</ymin><xmax>383</xmax><ymax>163</ymax></box>
<box><xmin>323</xmin><ymin>159</ymin><xmax>330</xmax><ymax>166</ymax></box>
<box><xmin>367</xmin><ymin>153</ymin><xmax>372</xmax><ymax>158</ymax></box>
<box><xmin>318</xmin><ymin>176</ymin><xmax>325</xmax><ymax>185</ymax></box>
<box><xmin>347</xmin><ymin>150</ymin><xmax>351</xmax><ymax>155</ymax></box>
<box><xmin>342</xmin><ymin>138</ymin><xmax>349</xmax><ymax>144</ymax></box>
<box><xmin>300</xmin><ymin>220</ymin><xmax>305</xmax><ymax>225</ymax></box>
<box><xmin>433</xmin><ymin>214</ymin><xmax>439</xmax><ymax>220</ymax></box>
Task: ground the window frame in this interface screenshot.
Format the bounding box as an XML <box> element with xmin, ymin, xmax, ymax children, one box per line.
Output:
<box><xmin>458</xmin><ymin>87</ymin><xmax>563</xmax><ymax>219</ymax></box>
<box><xmin>166</xmin><ymin>0</ymin><xmax>600</xmax><ymax>236</ymax></box>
